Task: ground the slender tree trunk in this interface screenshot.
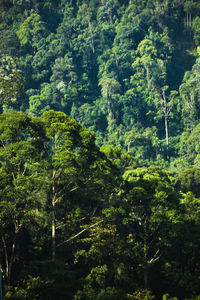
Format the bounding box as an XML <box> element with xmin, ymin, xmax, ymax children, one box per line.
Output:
<box><xmin>143</xmin><ymin>218</ymin><xmax>149</xmax><ymax>293</ymax></box>
<box><xmin>162</xmin><ymin>89</ymin><xmax>169</xmax><ymax>146</ymax></box>
<box><xmin>91</xmin><ymin>36</ymin><xmax>95</xmax><ymax>54</ymax></box>
<box><xmin>144</xmin><ymin>64</ymin><xmax>151</xmax><ymax>89</ymax></box>
<box><xmin>2</xmin><ymin>237</ymin><xmax>8</xmax><ymax>282</ymax></box>
<box><xmin>186</xmin><ymin>8</ymin><xmax>189</xmax><ymax>28</ymax></box>
<box><xmin>90</xmin><ymin>29</ymin><xmax>95</xmax><ymax>54</ymax></box>
<box><xmin>52</xmin><ymin>169</ymin><xmax>56</xmax><ymax>260</ymax></box>
<box><xmin>2</xmin><ymin>224</ymin><xmax>21</xmax><ymax>287</ymax></box>
<box><xmin>165</xmin><ymin>115</ymin><xmax>169</xmax><ymax>146</ymax></box>
<box><xmin>7</xmin><ymin>232</ymin><xmax>17</xmax><ymax>286</ymax></box>
<box><xmin>88</xmin><ymin>20</ymin><xmax>95</xmax><ymax>54</ymax></box>
<box><xmin>127</xmin><ymin>142</ymin><xmax>130</xmax><ymax>153</ymax></box>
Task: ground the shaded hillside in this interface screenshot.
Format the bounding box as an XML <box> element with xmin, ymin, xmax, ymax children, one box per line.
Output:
<box><xmin>1</xmin><ymin>0</ymin><xmax>200</xmax><ymax>169</ymax></box>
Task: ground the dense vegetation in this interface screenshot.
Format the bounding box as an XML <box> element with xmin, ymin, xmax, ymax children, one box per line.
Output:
<box><xmin>1</xmin><ymin>0</ymin><xmax>200</xmax><ymax>299</ymax></box>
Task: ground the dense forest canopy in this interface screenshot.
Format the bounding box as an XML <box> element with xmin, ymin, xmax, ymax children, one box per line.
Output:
<box><xmin>1</xmin><ymin>0</ymin><xmax>200</xmax><ymax>169</ymax></box>
<box><xmin>1</xmin><ymin>0</ymin><xmax>200</xmax><ymax>299</ymax></box>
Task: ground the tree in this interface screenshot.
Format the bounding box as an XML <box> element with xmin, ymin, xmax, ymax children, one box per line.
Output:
<box><xmin>178</xmin><ymin>123</ymin><xmax>200</xmax><ymax>167</ymax></box>
<box><xmin>98</xmin><ymin>75</ymin><xmax>121</xmax><ymax>131</ymax></box>
<box><xmin>100</xmin><ymin>144</ymin><xmax>137</xmax><ymax>175</ymax></box>
<box><xmin>41</xmin><ymin>110</ymin><xmax>117</xmax><ymax>260</ymax></box>
<box><xmin>192</xmin><ymin>16</ymin><xmax>200</xmax><ymax>45</ymax></box>
<box><xmin>161</xmin><ymin>190</ymin><xmax>200</xmax><ymax>298</ymax></box>
<box><xmin>73</xmin><ymin>220</ymin><xmax>127</xmax><ymax>300</ymax></box>
<box><xmin>154</xmin><ymin>87</ymin><xmax>178</xmax><ymax>146</ymax></box>
<box><xmin>29</xmin><ymin>83</ymin><xmax>51</xmax><ymax>116</ymax></box>
<box><xmin>184</xmin><ymin>1</ymin><xmax>200</xmax><ymax>30</ymax></box>
<box><xmin>179</xmin><ymin>56</ymin><xmax>200</xmax><ymax>130</ymax></box>
<box><xmin>122</xmin><ymin>166</ymin><xmax>178</xmax><ymax>292</ymax></box>
<box><xmin>0</xmin><ymin>111</ymin><xmax>46</xmax><ymax>288</ymax></box>
<box><xmin>178</xmin><ymin>167</ymin><xmax>200</xmax><ymax>197</ymax></box>
<box><xmin>16</xmin><ymin>13</ymin><xmax>47</xmax><ymax>51</ymax></box>
<box><xmin>41</xmin><ymin>110</ymin><xmax>82</xmax><ymax>259</ymax></box>
<box><xmin>0</xmin><ymin>55</ymin><xmax>24</xmax><ymax>108</ymax></box>
<box><xmin>49</xmin><ymin>53</ymin><xmax>79</xmax><ymax>111</ymax></box>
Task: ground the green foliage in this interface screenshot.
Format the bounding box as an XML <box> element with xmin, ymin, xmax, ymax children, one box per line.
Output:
<box><xmin>100</xmin><ymin>144</ymin><xmax>137</xmax><ymax>174</ymax></box>
<box><xmin>178</xmin><ymin>123</ymin><xmax>200</xmax><ymax>167</ymax></box>
<box><xmin>17</xmin><ymin>13</ymin><xmax>47</xmax><ymax>49</ymax></box>
<box><xmin>1</xmin><ymin>110</ymin><xmax>200</xmax><ymax>299</ymax></box>
<box><xmin>0</xmin><ymin>111</ymin><xmax>47</xmax><ymax>287</ymax></box>
<box><xmin>0</xmin><ymin>55</ymin><xmax>24</xmax><ymax>106</ymax></box>
<box><xmin>0</xmin><ymin>0</ymin><xmax>197</xmax><ymax>167</ymax></box>
<box><xmin>178</xmin><ymin>168</ymin><xmax>200</xmax><ymax>197</ymax></box>
<box><xmin>192</xmin><ymin>16</ymin><xmax>200</xmax><ymax>46</ymax></box>
<box><xmin>179</xmin><ymin>57</ymin><xmax>200</xmax><ymax>130</ymax></box>
<box><xmin>2</xmin><ymin>0</ymin><xmax>200</xmax><ymax>298</ymax></box>
<box><xmin>162</xmin><ymin>294</ymin><xmax>178</xmax><ymax>300</ymax></box>
<box><xmin>128</xmin><ymin>289</ymin><xmax>155</xmax><ymax>299</ymax></box>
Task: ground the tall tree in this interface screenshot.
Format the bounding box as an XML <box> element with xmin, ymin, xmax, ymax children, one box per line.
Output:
<box><xmin>0</xmin><ymin>111</ymin><xmax>46</xmax><ymax>288</ymax></box>
<box><xmin>122</xmin><ymin>166</ymin><xmax>178</xmax><ymax>292</ymax></box>
<box><xmin>41</xmin><ymin>110</ymin><xmax>117</xmax><ymax>259</ymax></box>
<box><xmin>154</xmin><ymin>87</ymin><xmax>178</xmax><ymax>146</ymax></box>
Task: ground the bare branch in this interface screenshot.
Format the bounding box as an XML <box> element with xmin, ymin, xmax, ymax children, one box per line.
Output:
<box><xmin>56</xmin><ymin>219</ymin><xmax>104</xmax><ymax>248</ymax></box>
<box><xmin>148</xmin><ymin>249</ymin><xmax>161</xmax><ymax>264</ymax></box>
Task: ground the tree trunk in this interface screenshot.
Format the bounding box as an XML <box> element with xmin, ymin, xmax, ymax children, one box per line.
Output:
<box><xmin>143</xmin><ymin>218</ymin><xmax>148</xmax><ymax>292</ymax></box>
<box><xmin>2</xmin><ymin>224</ymin><xmax>21</xmax><ymax>287</ymax></box>
<box><xmin>7</xmin><ymin>233</ymin><xmax>17</xmax><ymax>286</ymax></box>
<box><xmin>127</xmin><ymin>142</ymin><xmax>130</xmax><ymax>153</ymax></box>
<box><xmin>162</xmin><ymin>89</ymin><xmax>169</xmax><ymax>146</ymax></box>
<box><xmin>165</xmin><ymin>115</ymin><xmax>169</xmax><ymax>146</ymax></box>
<box><xmin>2</xmin><ymin>237</ymin><xmax>8</xmax><ymax>284</ymax></box>
<box><xmin>52</xmin><ymin>169</ymin><xmax>56</xmax><ymax>260</ymax></box>
<box><xmin>189</xmin><ymin>12</ymin><xmax>192</xmax><ymax>28</ymax></box>
<box><xmin>144</xmin><ymin>64</ymin><xmax>151</xmax><ymax>89</ymax></box>
<box><xmin>88</xmin><ymin>20</ymin><xmax>95</xmax><ymax>54</ymax></box>
<box><xmin>144</xmin><ymin>237</ymin><xmax>150</xmax><ymax>300</ymax></box>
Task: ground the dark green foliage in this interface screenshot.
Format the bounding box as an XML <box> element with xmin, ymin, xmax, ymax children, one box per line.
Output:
<box><xmin>178</xmin><ymin>168</ymin><xmax>200</xmax><ymax>197</ymax></box>
<box><xmin>2</xmin><ymin>0</ymin><xmax>200</xmax><ymax>299</ymax></box>
<box><xmin>1</xmin><ymin>111</ymin><xmax>200</xmax><ymax>299</ymax></box>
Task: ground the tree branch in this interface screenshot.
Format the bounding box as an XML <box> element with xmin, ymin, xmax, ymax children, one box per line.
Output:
<box><xmin>56</xmin><ymin>219</ymin><xmax>104</xmax><ymax>248</ymax></box>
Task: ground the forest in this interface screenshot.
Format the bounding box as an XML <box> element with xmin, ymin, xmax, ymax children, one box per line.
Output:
<box><xmin>1</xmin><ymin>0</ymin><xmax>200</xmax><ymax>299</ymax></box>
